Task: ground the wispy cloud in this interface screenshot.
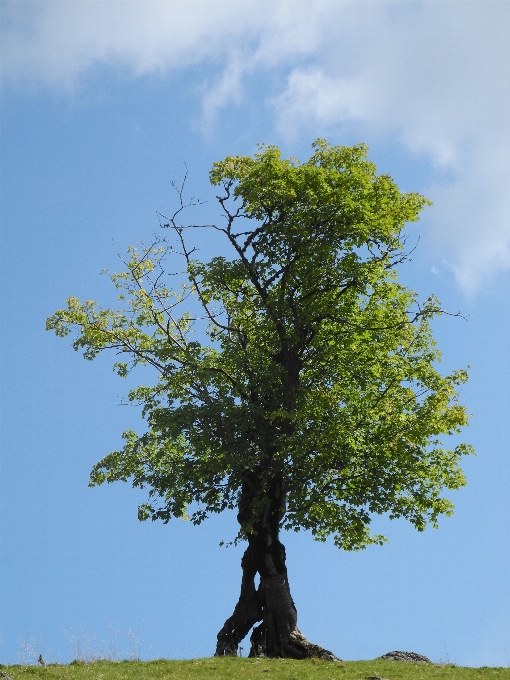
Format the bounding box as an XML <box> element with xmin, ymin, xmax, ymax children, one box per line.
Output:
<box><xmin>270</xmin><ymin>3</ymin><xmax>510</xmax><ymax>292</ymax></box>
<box><xmin>0</xmin><ymin>1</ymin><xmax>265</xmax><ymax>88</ymax></box>
<box><xmin>2</xmin><ymin>0</ymin><xmax>509</xmax><ymax>292</ymax></box>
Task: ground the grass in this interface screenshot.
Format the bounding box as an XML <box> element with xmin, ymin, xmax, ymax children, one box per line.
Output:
<box><xmin>1</xmin><ymin>657</ymin><xmax>509</xmax><ymax>680</ymax></box>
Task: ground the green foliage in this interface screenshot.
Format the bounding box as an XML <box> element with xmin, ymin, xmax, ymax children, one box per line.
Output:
<box><xmin>46</xmin><ymin>140</ymin><xmax>473</xmax><ymax>550</ymax></box>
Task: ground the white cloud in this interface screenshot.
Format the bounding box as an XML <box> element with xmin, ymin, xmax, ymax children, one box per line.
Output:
<box><xmin>2</xmin><ymin>0</ymin><xmax>509</xmax><ymax>292</ymax></box>
<box><xmin>0</xmin><ymin>1</ymin><xmax>266</xmax><ymax>88</ymax></box>
<box><xmin>429</xmin><ymin>152</ymin><xmax>510</xmax><ymax>295</ymax></box>
<box><xmin>270</xmin><ymin>2</ymin><xmax>510</xmax><ymax>292</ymax></box>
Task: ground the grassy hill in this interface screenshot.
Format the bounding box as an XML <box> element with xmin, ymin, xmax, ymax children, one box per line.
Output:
<box><xmin>1</xmin><ymin>657</ymin><xmax>509</xmax><ymax>680</ymax></box>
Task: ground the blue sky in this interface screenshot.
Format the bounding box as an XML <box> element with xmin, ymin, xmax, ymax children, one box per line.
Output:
<box><xmin>1</xmin><ymin>0</ymin><xmax>509</xmax><ymax>668</ymax></box>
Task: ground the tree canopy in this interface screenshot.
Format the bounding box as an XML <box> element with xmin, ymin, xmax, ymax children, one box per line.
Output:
<box><xmin>47</xmin><ymin>140</ymin><xmax>472</xmax><ymax>658</ymax></box>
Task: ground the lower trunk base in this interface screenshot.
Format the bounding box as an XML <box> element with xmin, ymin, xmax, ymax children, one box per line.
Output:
<box><xmin>249</xmin><ymin>624</ymin><xmax>338</xmax><ymax>661</ymax></box>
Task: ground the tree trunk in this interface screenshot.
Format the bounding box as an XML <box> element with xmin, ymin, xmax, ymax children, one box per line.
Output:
<box><xmin>215</xmin><ymin>471</ymin><xmax>338</xmax><ymax>660</ymax></box>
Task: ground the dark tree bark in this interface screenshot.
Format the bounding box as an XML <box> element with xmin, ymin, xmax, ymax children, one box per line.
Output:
<box><xmin>215</xmin><ymin>470</ymin><xmax>338</xmax><ymax>660</ymax></box>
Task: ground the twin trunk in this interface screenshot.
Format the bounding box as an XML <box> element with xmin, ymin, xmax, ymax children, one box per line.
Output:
<box><xmin>215</xmin><ymin>473</ymin><xmax>337</xmax><ymax>660</ymax></box>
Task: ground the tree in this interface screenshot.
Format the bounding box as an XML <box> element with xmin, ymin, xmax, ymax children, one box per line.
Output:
<box><xmin>47</xmin><ymin>140</ymin><xmax>473</xmax><ymax>660</ymax></box>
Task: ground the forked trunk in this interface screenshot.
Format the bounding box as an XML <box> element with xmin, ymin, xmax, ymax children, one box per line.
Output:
<box><xmin>215</xmin><ymin>472</ymin><xmax>337</xmax><ymax>660</ymax></box>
